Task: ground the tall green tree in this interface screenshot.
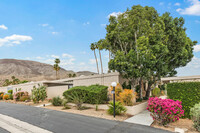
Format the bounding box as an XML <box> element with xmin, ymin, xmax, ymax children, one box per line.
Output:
<box><xmin>54</xmin><ymin>58</ymin><xmax>60</xmax><ymax>80</ymax></box>
<box><xmin>90</xmin><ymin>43</ymin><xmax>99</xmax><ymax>74</ymax></box>
<box><xmin>100</xmin><ymin>5</ymin><xmax>196</xmax><ymax>98</ymax></box>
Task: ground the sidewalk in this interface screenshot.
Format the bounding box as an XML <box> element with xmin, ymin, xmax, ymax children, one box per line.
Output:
<box><xmin>124</xmin><ymin>110</ymin><xmax>153</xmax><ymax>126</ymax></box>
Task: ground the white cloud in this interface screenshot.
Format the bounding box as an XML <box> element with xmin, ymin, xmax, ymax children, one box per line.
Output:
<box><xmin>177</xmin><ymin>0</ymin><xmax>200</xmax><ymax>16</ymax></box>
<box><xmin>174</xmin><ymin>3</ymin><xmax>181</xmax><ymax>6</ymax></box>
<box><xmin>83</xmin><ymin>22</ymin><xmax>90</xmax><ymax>26</ymax></box>
<box><xmin>108</xmin><ymin>12</ymin><xmax>122</xmax><ymax>18</ymax></box>
<box><xmin>51</xmin><ymin>32</ymin><xmax>58</xmax><ymax>35</ymax></box>
<box><xmin>40</xmin><ymin>24</ymin><xmax>49</xmax><ymax>27</ymax></box>
<box><xmin>62</xmin><ymin>53</ymin><xmax>73</xmax><ymax>58</ymax></box>
<box><xmin>194</xmin><ymin>44</ymin><xmax>200</xmax><ymax>52</ymax></box>
<box><xmin>0</xmin><ymin>25</ymin><xmax>8</xmax><ymax>30</ymax></box>
<box><xmin>159</xmin><ymin>2</ymin><xmax>164</xmax><ymax>6</ymax></box>
<box><xmin>0</xmin><ymin>34</ymin><xmax>32</xmax><ymax>47</ymax></box>
<box><xmin>177</xmin><ymin>56</ymin><xmax>200</xmax><ymax>76</ymax></box>
<box><xmin>60</xmin><ymin>58</ymin><xmax>75</xmax><ymax>66</ymax></box>
<box><xmin>80</xmin><ymin>51</ymin><xmax>86</xmax><ymax>54</ymax></box>
<box><xmin>51</xmin><ymin>55</ymin><xmax>59</xmax><ymax>58</ymax></box>
<box><xmin>89</xmin><ymin>59</ymin><xmax>96</xmax><ymax>64</ymax></box>
<box><xmin>80</xmin><ymin>62</ymin><xmax>85</xmax><ymax>65</ymax></box>
<box><xmin>35</xmin><ymin>56</ymin><xmax>44</xmax><ymax>59</ymax></box>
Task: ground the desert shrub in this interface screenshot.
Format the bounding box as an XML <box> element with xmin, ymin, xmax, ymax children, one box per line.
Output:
<box><xmin>62</xmin><ymin>99</ymin><xmax>70</xmax><ymax>109</ymax></box>
<box><xmin>19</xmin><ymin>95</ymin><xmax>30</xmax><ymax>101</ymax></box>
<box><xmin>167</xmin><ymin>82</ymin><xmax>200</xmax><ymax>118</ymax></box>
<box><xmin>147</xmin><ymin>97</ymin><xmax>184</xmax><ymax>126</ymax></box>
<box><xmin>115</xmin><ymin>83</ymin><xmax>123</xmax><ymax>101</ymax></box>
<box><xmin>8</xmin><ymin>94</ymin><xmax>13</xmax><ymax>100</ymax></box>
<box><xmin>152</xmin><ymin>87</ymin><xmax>160</xmax><ymax>97</ymax></box>
<box><xmin>51</xmin><ymin>96</ymin><xmax>63</xmax><ymax>106</ymax></box>
<box><xmin>107</xmin><ymin>101</ymin><xmax>127</xmax><ymax>115</ymax></box>
<box><xmin>7</xmin><ymin>90</ymin><xmax>13</xmax><ymax>94</ymax></box>
<box><xmin>190</xmin><ymin>102</ymin><xmax>200</xmax><ymax>131</ymax></box>
<box><xmin>63</xmin><ymin>85</ymin><xmax>108</xmax><ymax>104</ymax></box>
<box><xmin>119</xmin><ymin>89</ymin><xmax>135</xmax><ymax>106</ymax></box>
<box><xmin>0</xmin><ymin>92</ymin><xmax>4</xmax><ymax>100</ymax></box>
<box><xmin>31</xmin><ymin>84</ymin><xmax>47</xmax><ymax>103</ymax></box>
<box><xmin>3</xmin><ymin>95</ymin><xmax>9</xmax><ymax>100</ymax></box>
<box><xmin>13</xmin><ymin>91</ymin><xmax>29</xmax><ymax>101</ymax></box>
<box><xmin>67</xmin><ymin>91</ymin><xmax>85</xmax><ymax>110</ymax></box>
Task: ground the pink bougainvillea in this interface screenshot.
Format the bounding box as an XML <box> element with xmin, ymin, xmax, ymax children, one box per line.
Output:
<box><xmin>147</xmin><ymin>97</ymin><xmax>184</xmax><ymax>126</ymax></box>
<box><xmin>13</xmin><ymin>91</ymin><xmax>29</xmax><ymax>101</ymax></box>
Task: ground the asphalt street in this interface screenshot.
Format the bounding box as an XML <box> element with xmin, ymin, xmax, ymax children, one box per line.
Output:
<box><xmin>0</xmin><ymin>102</ymin><xmax>171</xmax><ymax>133</ymax></box>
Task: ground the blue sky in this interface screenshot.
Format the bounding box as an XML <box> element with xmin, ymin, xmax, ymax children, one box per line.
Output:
<box><xmin>0</xmin><ymin>0</ymin><xmax>200</xmax><ymax>76</ymax></box>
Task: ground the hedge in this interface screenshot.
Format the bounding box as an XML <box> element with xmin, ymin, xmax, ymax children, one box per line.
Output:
<box><xmin>63</xmin><ymin>85</ymin><xmax>108</xmax><ymax>104</ymax></box>
<box><xmin>167</xmin><ymin>82</ymin><xmax>200</xmax><ymax>118</ymax></box>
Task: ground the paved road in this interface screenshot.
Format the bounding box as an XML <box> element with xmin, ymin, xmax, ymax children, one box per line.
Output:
<box><xmin>0</xmin><ymin>127</ymin><xmax>9</xmax><ymax>133</ymax></box>
<box><xmin>0</xmin><ymin>102</ymin><xmax>171</xmax><ymax>133</ymax></box>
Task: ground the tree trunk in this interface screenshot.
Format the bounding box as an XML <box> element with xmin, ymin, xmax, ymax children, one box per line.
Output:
<box><xmin>146</xmin><ymin>82</ymin><xmax>152</xmax><ymax>98</ymax></box>
<box><xmin>94</xmin><ymin>50</ymin><xmax>99</xmax><ymax>74</ymax></box>
<box><xmin>131</xmin><ymin>79</ymin><xmax>136</xmax><ymax>103</ymax></box>
<box><xmin>99</xmin><ymin>50</ymin><xmax>103</xmax><ymax>74</ymax></box>
<box><xmin>56</xmin><ymin>70</ymin><xmax>58</xmax><ymax>80</ymax></box>
<box><xmin>139</xmin><ymin>78</ymin><xmax>143</xmax><ymax>99</ymax></box>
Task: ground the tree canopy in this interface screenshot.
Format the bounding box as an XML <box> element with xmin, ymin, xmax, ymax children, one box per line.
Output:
<box><xmin>98</xmin><ymin>5</ymin><xmax>197</xmax><ymax>97</ymax></box>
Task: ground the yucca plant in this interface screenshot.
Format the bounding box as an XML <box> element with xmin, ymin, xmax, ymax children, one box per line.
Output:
<box><xmin>66</xmin><ymin>92</ymin><xmax>85</xmax><ymax>110</ymax></box>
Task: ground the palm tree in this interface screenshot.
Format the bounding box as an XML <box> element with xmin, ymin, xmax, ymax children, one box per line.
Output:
<box><xmin>90</xmin><ymin>43</ymin><xmax>99</xmax><ymax>74</ymax></box>
<box><xmin>97</xmin><ymin>43</ymin><xmax>103</xmax><ymax>74</ymax></box>
<box><xmin>54</xmin><ymin>58</ymin><xmax>60</xmax><ymax>79</ymax></box>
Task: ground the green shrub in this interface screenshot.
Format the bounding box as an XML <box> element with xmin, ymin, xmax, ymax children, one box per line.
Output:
<box><xmin>31</xmin><ymin>84</ymin><xmax>47</xmax><ymax>103</ymax></box>
<box><xmin>8</xmin><ymin>90</ymin><xmax>13</xmax><ymax>94</ymax></box>
<box><xmin>51</xmin><ymin>97</ymin><xmax>63</xmax><ymax>106</ymax></box>
<box><xmin>167</xmin><ymin>82</ymin><xmax>200</xmax><ymax>118</ymax></box>
<box><xmin>107</xmin><ymin>101</ymin><xmax>127</xmax><ymax>115</ymax></box>
<box><xmin>62</xmin><ymin>99</ymin><xmax>70</xmax><ymax>109</ymax></box>
<box><xmin>8</xmin><ymin>94</ymin><xmax>13</xmax><ymax>100</ymax></box>
<box><xmin>152</xmin><ymin>87</ymin><xmax>160</xmax><ymax>97</ymax></box>
<box><xmin>158</xmin><ymin>84</ymin><xmax>166</xmax><ymax>90</ymax></box>
<box><xmin>190</xmin><ymin>102</ymin><xmax>200</xmax><ymax>131</ymax></box>
<box><xmin>63</xmin><ymin>85</ymin><xmax>108</xmax><ymax>104</ymax></box>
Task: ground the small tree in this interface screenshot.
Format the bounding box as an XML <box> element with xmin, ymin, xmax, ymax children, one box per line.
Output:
<box><xmin>31</xmin><ymin>84</ymin><xmax>47</xmax><ymax>103</ymax></box>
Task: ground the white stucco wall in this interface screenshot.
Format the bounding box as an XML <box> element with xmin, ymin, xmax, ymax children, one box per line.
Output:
<box><xmin>46</xmin><ymin>85</ymin><xmax>69</xmax><ymax>98</ymax></box>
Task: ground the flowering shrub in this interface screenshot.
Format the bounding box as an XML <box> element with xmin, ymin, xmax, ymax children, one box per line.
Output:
<box><xmin>119</xmin><ymin>89</ymin><xmax>136</xmax><ymax>106</ymax></box>
<box><xmin>147</xmin><ymin>97</ymin><xmax>184</xmax><ymax>126</ymax></box>
<box><xmin>3</xmin><ymin>95</ymin><xmax>9</xmax><ymax>100</ymax></box>
<box><xmin>0</xmin><ymin>92</ymin><xmax>4</xmax><ymax>100</ymax></box>
<box><xmin>13</xmin><ymin>91</ymin><xmax>29</xmax><ymax>101</ymax></box>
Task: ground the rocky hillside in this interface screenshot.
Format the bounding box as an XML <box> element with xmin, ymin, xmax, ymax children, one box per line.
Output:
<box><xmin>0</xmin><ymin>59</ymin><xmax>75</xmax><ymax>82</ymax></box>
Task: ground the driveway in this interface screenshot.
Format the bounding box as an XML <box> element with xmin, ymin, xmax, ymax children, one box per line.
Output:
<box><xmin>0</xmin><ymin>102</ymin><xmax>171</xmax><ymax>133</ymax></box>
